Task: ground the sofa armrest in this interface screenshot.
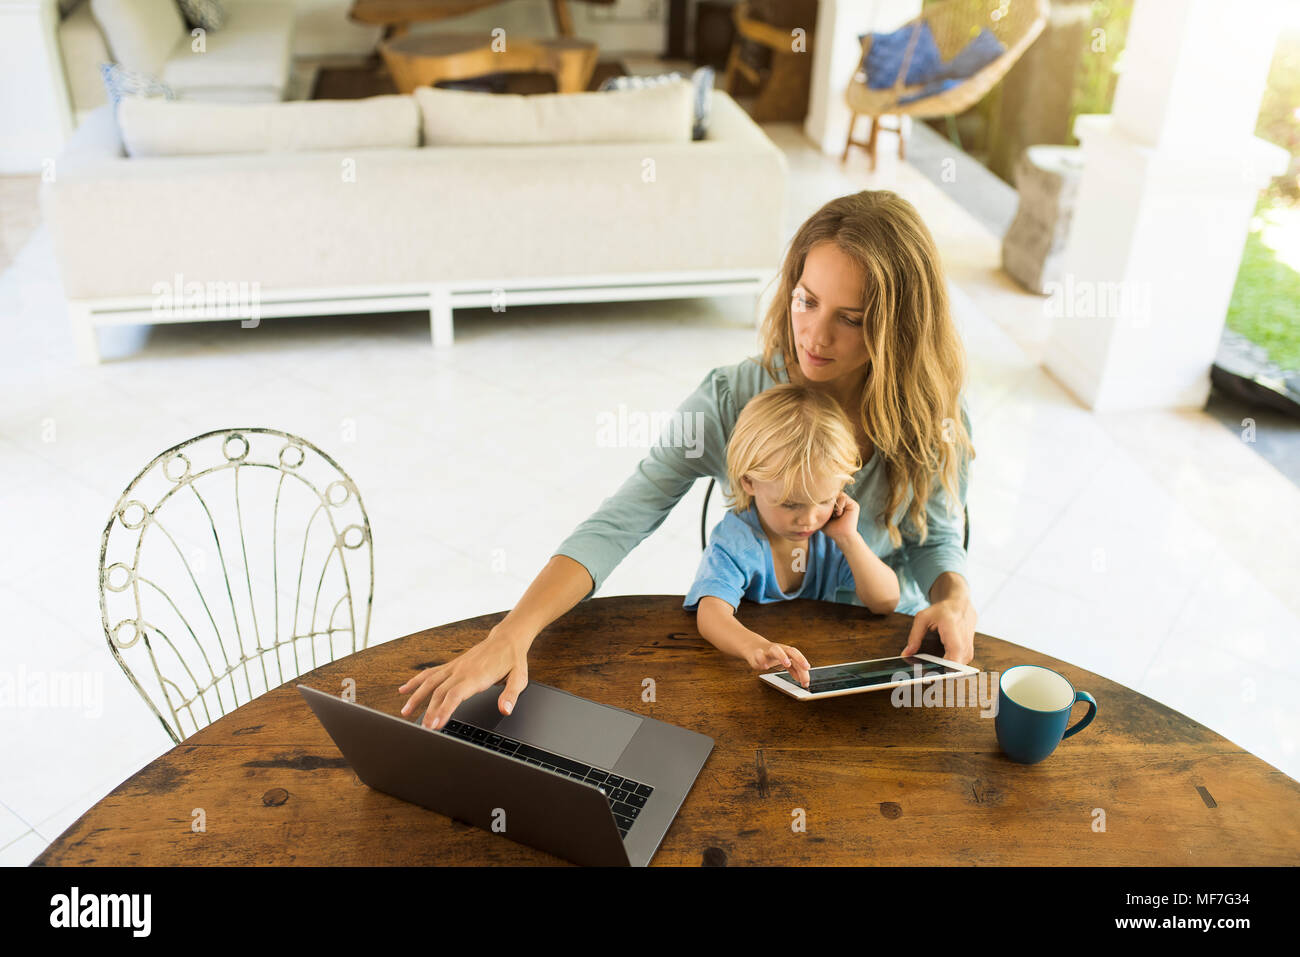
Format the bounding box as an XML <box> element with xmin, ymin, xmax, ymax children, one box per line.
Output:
<box><xmin>55</xmin><ymin>103</ymin><xmax>124</xmax><ymax>166</ymax></box>
<box><xmin>705</xmin><ymin>91</ymin><xmax>786</xmax><ymax>162</ymax></box>
<box><xmin>40</xmin><ymin>104</ymin><xmax>122</xmax><ymax>245</ymax></box>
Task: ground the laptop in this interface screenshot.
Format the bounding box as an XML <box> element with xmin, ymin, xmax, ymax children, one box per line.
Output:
<box><xmin>297</xmin><ymin>681</ymin><xmax>714</xmax><ymax>866</ymax></box>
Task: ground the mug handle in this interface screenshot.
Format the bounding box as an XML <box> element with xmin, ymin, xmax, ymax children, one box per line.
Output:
<box><xmin>1062</xmin><ymin>691</ymin><xmax>1096</xmax><ymax>739</ymax></box>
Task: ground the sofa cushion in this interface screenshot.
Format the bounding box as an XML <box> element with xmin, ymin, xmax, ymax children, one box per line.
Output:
<box><xmin>90</xmin><ymin>0</ymin><xmax>187</xmax><ymax>75</ymax></box>
<box><xmin>414</xmin><ymin>81</ymin><xmax>694</xmax><ymax>146</ymax></box>
<box><xmin>599</xmin><ymin>66</ymin><xmax>714</xmax><ymax>140</ymax></box>
<box><xmin>160</xmin><ymin>0</ymin><xmax>293</xmax><ymax>96</ymax></box>
<box><xmin>116</xmin><ymin>95</ymin><xmax>421</xmax><ymax>156</ymax></box>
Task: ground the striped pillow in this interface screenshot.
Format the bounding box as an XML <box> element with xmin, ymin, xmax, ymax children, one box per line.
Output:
<box><xmin>99</xmin><ymin>62</ymin><xmax>177</xmax><ymax>110</ymax></box>
<box><xmin>177</xmin><ymin>0</ymin><xmax>226</xmax><ymax>30</ymax></box>
<box><xmin>600</xmin><ymin>65</ymin><xmax>713</xmax><ymax>140</ymax></box>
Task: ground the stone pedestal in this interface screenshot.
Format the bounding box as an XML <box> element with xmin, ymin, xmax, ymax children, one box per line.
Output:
<box><xmin>1002</xmin><ymin>145</ymin><xmax>1084</xmax><ymax>294</ymax></box>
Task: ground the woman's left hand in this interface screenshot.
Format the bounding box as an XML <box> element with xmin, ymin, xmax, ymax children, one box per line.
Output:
<box><xmin>901</xmin><ymin>581</ymin><xmax>977</xmax><ymax>665</ymax></box>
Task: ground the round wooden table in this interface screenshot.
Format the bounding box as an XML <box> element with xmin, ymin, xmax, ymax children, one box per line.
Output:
<box><xmin>33</xmin><ymin>596</ymin><xmax>1300</xmax><ymax>865</ymax></box>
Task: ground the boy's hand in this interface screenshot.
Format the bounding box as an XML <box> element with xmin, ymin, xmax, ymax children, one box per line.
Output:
<box><xmin>744</xmin><ymin>638</ymin><xmax>812</xmax><ymax>688</ymax></box>
<box><xmin>821</xmin><ymin>491</ymin><xmax>860</xmax><ymax>547</ymax></box>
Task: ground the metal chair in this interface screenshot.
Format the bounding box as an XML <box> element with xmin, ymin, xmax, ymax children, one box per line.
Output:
<box><xmin>99</xmin><ymin>428</ymin><xmax>374</xmax><ymax>744</ymax></box>
<box><xmin>700</xmin><ymin>476</ymin><xmax>969</xmax><ymax>551</ymax></box>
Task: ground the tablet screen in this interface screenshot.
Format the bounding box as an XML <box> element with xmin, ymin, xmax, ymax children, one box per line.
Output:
<box><xmin>774</xmin><ymin>656</ymin><xmax>956</xmax><ymax>693</ymax></box>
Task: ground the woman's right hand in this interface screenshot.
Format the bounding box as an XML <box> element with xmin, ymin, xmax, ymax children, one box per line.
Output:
<box><xmin>398</xmin><ymin>624</ymin><xmax>532</xmax><ymax>730</ymax></box>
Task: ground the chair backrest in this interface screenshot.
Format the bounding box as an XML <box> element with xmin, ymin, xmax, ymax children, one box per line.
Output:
<box><xmin>920</xmin><ymin>0</ymin><xmax>1047</xmax><ymax>63</ymax></box>
<box><xmin>99</xmin><ymin>428</ymin><xmax>373</xmax><ymax>744</ymax></box>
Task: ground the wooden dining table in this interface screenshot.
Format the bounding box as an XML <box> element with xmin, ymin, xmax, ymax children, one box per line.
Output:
<box><xmin>33</xmin><ymin>596</ymin><xmax>1300</xmax><ymax>865</ymax></box>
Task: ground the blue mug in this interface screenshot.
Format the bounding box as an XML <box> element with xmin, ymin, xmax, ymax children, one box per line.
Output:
<box><xmin>995</xmin><ymin>665</ymin><xmax>1096</xmax><ymax>764</ymax></box>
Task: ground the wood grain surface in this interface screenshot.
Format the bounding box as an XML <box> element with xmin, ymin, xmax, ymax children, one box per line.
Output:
<box><xmin>33</xmin><ymin>596</ymin><xmax>1300</xmax><ymax>865</ymax></box>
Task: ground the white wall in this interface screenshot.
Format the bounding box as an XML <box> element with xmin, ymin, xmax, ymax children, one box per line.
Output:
<box><xmin>805</xmin><ymin>0</ymin><xmax>922</xmax><ymax>156</ymax></box>
<box><xmin>0</xmin><ymin>0</ymin><xmax>74</xmax><ymax>173</ymax></box>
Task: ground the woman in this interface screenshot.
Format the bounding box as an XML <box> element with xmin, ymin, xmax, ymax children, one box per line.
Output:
<box><xmin>401</xmin><ymin>189</ymin><xmax>977</xmax><ymax>730</ymax></box>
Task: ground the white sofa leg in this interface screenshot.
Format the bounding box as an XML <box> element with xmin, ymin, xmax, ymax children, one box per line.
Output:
<box><xmin>69</xmin><ymin>303</ymin><xmax>100</xmax><ymax>364</ymax></box>
<box><xmin>430</xmin><ymin>288</ymin><xmax>453</xmax><ymax>349</ymax></box>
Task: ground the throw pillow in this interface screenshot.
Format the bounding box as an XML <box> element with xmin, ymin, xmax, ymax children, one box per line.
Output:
<box><xmin>99</xmin><ymin>61</ymin><xmax>177</xmax><ymax>110</ymax></box>
<box><xmin>895</xmin><ymin>28</ymin><xmax>1007</xmax><ymax>105</ymax></box>
<box><xmin>117</xmin><ymin>96</ymin><xmax>421</xmax><ymax>157</ymax></box>
<box><xmin>599</xmin><ymin>66</ymin><xmax>714</xmax><ymax>140</ymax></box>
<box><xmin>415</xmin><ymin>82</ymin><xmax>694</xmax><ymax>146</ymax></box>
<box><xmin>177</xmin><ymin>0</ymin><xmax>225</xmax><ymax>31</ymax></box>
<box><xmin>90</xmin><ymin>0</ymin><xmax>187</xmax><ymax>76</ymax></box>
<box><xmin>858</xmin><ymin>21</ymin><xmax>943</xmax><ymax>89</ymax></box>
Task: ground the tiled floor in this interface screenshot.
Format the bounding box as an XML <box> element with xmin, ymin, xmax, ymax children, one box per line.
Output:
<box><xmin>2</xmin><ymin>95</ymin><xmax>1298</xmax><ymax>866</ymax></box>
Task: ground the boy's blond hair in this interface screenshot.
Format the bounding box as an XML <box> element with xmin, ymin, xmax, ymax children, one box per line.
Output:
<box><xmin>723</xmin><ymin>383</ymin><xmax>862</xmax><ymax>514</ymax></box>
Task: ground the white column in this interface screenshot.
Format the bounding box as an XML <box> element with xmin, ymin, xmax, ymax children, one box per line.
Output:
<box><xmin>1042</xmin><ymin>0</ymin><xmax>1290</xmax><ymax>412</ymax></box>
<box><xmin>804</xmin><ymin>0</ymin><xmax>922</xmax><ymax>156</ymax></box>
<box><xmin>0</xmin><ymin>0</ymin><xmax>73</xmax><ymax>173</ymax></box>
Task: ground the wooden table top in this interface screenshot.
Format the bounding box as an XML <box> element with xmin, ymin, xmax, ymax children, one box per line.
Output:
<box><xmin>34</xmin><ymin>596</ymin><xmax>1300</xmax><ymax>866</ymax></box>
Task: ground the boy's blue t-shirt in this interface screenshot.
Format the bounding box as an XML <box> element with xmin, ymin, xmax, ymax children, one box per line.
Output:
<box><xmin>684</xmin><ymin>504</ymin><xmax>857</xmax><ymax>611</ymax></box>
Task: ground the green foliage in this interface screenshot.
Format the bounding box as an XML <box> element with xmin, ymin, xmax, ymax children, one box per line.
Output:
<box><xmin>1255</xmin><ymin>26</ymin><xmax>1300</xmax><ymax>202</ymax></box>
<box><xmin>1068</xmin><ymin>0</ymin><xmax>1132</xmax><ymax>140</ymax></box>
<box><xmin>1226</xmin><ymin>198</ymin><xmax>1300</xmax><ymax>372</ymax></box>
<box><xmin>1226</xmin><ymin>29</ymin><xmax>1300</xmax><ymax>370</ymax></box>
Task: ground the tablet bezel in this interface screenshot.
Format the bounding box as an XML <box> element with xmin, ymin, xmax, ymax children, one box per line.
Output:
<box><xmin>757</xmin><ymin>652</ymin><xmax>979</xmax><ymax>701</ymax></box>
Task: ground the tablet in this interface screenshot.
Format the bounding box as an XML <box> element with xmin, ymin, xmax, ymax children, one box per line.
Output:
<box><xmin>758</xmin><ymin>653</ymin><xmax>979</xmax><ymax>701</ymax></box>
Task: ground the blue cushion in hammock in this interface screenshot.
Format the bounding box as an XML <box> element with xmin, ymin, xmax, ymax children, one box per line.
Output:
<box><xmin>859</xmin><ymin>21</ymin><xmax>944</xmax><ymax>90</ymax></box>
<box><xmin>897</xmin><ymin>28</ymin><xmax>1006</xmax><ymax>105</ymax></box>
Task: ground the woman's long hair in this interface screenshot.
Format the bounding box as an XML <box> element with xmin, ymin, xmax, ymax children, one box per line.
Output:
<box><xmin>757</xmin><ymin>190</ymin><xmax>975</xmax><ymax>547</ymax></box>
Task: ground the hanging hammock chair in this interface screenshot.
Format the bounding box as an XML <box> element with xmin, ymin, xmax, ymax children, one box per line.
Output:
<box><xmin>843</xmin><ymin>0</ymin><xmax>1049</xmax><ymax>169</ymax></box>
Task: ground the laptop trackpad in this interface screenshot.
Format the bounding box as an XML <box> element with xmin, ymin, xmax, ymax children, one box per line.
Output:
<box><xmin>495</xmin><ymin>683</ymin><xmax>642</xmax><ymax>770</ymax></box>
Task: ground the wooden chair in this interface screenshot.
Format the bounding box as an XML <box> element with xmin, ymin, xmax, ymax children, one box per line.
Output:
<box><xmin>99</xmin><ymin>428</ymin><xmax>374</xmax><ymax>744</ymax></box>
<box><xmin>721</xmin><ymin>0</ymin><xmax>819</xmax><ymax>122</ymax></box>
<box><xmin>843</xmin><ymin>0</ymin><xmax>1048</xmax><ymax>170</ymax></box>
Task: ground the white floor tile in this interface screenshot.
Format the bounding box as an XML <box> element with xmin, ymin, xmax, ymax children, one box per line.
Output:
<box><xmin>0</xmin><ymin>830</ymin><xmax>49</xmax><ymax>867</ymax></box>
<box><xmin>0</xmin><ymin>802</ymin><xmax>30</xmax><ymax>849</ymax></box>
<box><xmin>964</xmin><ymin>480</ymin><xmax>1065</xmax><ymax>575</ymax></box>
<box><xmin>978</xmin><ymin>571</ymin><xmax>1167</xmax><ymax>694</ymax></box>
<box><xmin>974</xmin><ymin>367</ymin><xmax>1122</xmax><ymax>508</ymax></box>
<box><xmin>1014</xmin><ymin>447</ymin><xmax>1221</xmax><ymax>623</ymax></box>
<box><xmin>0</xmin><ymin>636</ymin><xmax>172</xmax><ymax>827</ymax></box>
<box><xmin>1140</xmin><ymin>634</ymin><xmax>1300</xmax><ymax>784</ymax></box>
<box><xmin>1151</xmin><ymin>542</ymin><xmax>1300</xmax><ymax>683</ymax></box>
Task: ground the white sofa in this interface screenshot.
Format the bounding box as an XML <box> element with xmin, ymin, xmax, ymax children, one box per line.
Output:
<box><xmin>56</xmin><ymin>0</ymin><xmax>294</xmax><ymax>122</ymax></box>
<box><xmin>41</xmin><ymin>83</ymin><xmax>789</xmax><ymax>362</ymax></box>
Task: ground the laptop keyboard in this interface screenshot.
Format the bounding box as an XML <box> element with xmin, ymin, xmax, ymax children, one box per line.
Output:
<box><xmin>439</xmin><ymin>718</ymin><xmax>654</xmax><ymax>839</ymax></box>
